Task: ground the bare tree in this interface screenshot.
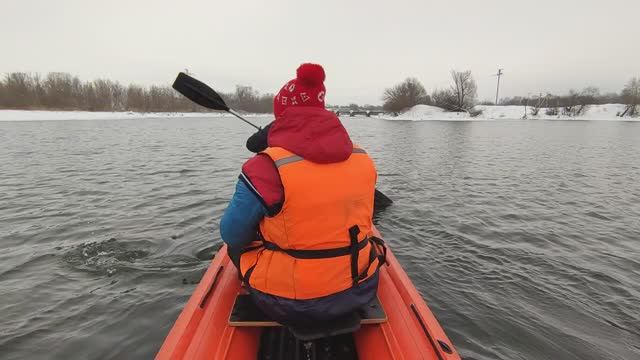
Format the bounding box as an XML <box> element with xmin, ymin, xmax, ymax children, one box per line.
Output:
<box><xmin>147</xmin><ymin>86</ymin><xmax>168</xmax><ymax>111</ymax></box>
<box><xmin>382</xmin><ymin>77</ymin><xmax>429</xmax><ymax>112</ymax></box>
<box><xmin>601</xmin><ymin>92</ymin><xmax>623</xmax><ymax>104</ymax></box>
<box><xmin>573</xmin><ymin>87</ymin><xmax>601</xmax><ymax>115</ymax></box>
<box><xmin>93</xmin><ymin>79</ymin><xmax>117</xmax><ymax>111</ymax></box>
<box><xmin>254</xmin><ymin>93</ymin><xmax>274</xmax><ymax>113</ymax></box>
<box><xmin>431</xmin><ymin>88</ymin><xmax>459</xmax><ymax>111</ymax></box>
<box><xmin>558</xmin><ymin>87</ymin><xmax>596</xmax><ymax>116</ymax></box>
<box><xmin>530</xmin><ymin>94</ymin><xmax>547</xmax><ymax>116</ymax></box>
<box><xmin>42</xmin><ymin>72</ymin><xmax>80</xmax><ymax>109</ymax></box>
<box><xmin>0</xmin><ymin>77</ymin><xmax>5</xmax><ymax>108</ymax></box>
<box><xmin>233</xmin><ymin>85</ymin><xmax>258</xmax><ymax>111</ymax></box>
<box><xmin>560</xmin><ymin>89</ymin><xmax>578</xmax><ymax>116</ymax></box>
<box><xmin>222</xmin><ymin>85</ymin><xmax>273</xmax><ymax>113</ymax></box>
<box><xmin>621</xmin><ymin>77</ymin><xmax>639</xmax><ymax>117</ymax></box>
<box><xmin>2</xmin><ymin>73</ymin><xmax>39</xmax><ymax>108</ymax></box>
<box><xmin>580</xmin><ymin>86</ymin><xmax>600</xmax><ymax>104</ymax></box>
<box><xmin>126</xmin><ymin>85</ymin><xmax>147</xmax><ymax>112</ymax></box>
<box><xmin>111</xmin><ymin>82</ymin><xmax>126</xmax><ymax>111</ymax></box>
<box><xmin>450</xmin><ymin>70</ymin><xmax>477</xmax><ymax>111</ymax></box>
<box><xmin>82</xmin><ymin>83</ymin><xmax>97</xmax><ymax>110</ymax></box>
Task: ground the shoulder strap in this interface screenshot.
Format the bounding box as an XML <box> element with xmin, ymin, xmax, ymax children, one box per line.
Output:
<box><xmin>260</xmin><ymin>147</ymin><xmax>294</xmax><ymax>161</ymax></box>
<box><xmin>262</xmin><ymin>146</ymin><xmax>368</xmax><ymax>169</ymax></box>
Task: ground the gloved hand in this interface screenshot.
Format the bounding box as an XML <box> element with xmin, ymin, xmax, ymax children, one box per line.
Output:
<box><xmin>246</xmin><ymin>122</ymin><xmax>273</xmax><ymax>153</ymax></box>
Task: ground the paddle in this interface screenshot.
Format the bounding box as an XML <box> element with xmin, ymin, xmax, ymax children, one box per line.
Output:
<box><xmin>374</xmin><ymin>188</ymin><xmax>393</xmax><ymax>210</ymax></box>
<box><xmin>172</xmin><ymin>72</ymin><xmax>261</xmax><ymax>131</ymax></box>
<box><xmin>172</xmin><ymin>72</ymin><xmax>393</xmax><ymax>210</ymax></box>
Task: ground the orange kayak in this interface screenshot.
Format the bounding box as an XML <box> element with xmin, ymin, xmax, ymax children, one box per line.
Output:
<box><xmin>156</xmin><ymin>229</ymin><xmax>461</xmax><ymax>360</ymax></box>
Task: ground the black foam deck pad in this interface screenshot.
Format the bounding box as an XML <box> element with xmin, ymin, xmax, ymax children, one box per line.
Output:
<box><xmin>229</xmin><ymin>294</ymin><xmax>386</xmax><ymax>327</ymax></box>
<box><xmin>289</xmin><ymin>311</ymin><xmax>361</xmax><ymax>341</ymax></box>
<box><xmin>258</xmin><ymin>327</ymin><xmax>358</xmax><ymax>360</ymax></box>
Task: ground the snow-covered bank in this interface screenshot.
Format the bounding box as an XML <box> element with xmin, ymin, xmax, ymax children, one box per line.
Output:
<box><xmin>0</xmin><ymin>110</ymin><xmax>273</xmax><ymax>122</ymax></box>
<box><xmin>4</xmin><ymin>106</ymin><xmax>637</xmax><ymax>122</ymax></box>
<box><xmin>379</xmin><ymin>104</ymin><xmax>638</xmax><ymax>121</ymax></box>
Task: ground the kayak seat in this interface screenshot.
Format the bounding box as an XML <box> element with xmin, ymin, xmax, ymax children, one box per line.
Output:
<box><xmin>229</xmin><ymin>294</ymin><xmax>387</xmax><ymax>333</ymax></box>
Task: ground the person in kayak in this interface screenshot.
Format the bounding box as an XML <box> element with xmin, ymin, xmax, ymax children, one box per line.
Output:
<box><xmin>219</xmin><ymin>63</ymin><xmax>385</xmax><ymax>326</ymax></box>
<box><xmin>245</xmin><ymin>117</ymin><xmax>394</xmax><ymax>211</ymax></box>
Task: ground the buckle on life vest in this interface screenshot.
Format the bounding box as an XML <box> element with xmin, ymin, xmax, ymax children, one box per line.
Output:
<box><xmin>369</xmin><ymin>236</ymin><xmax>388</xmax><ymax>266</ymax></box>
<box><xmin>354</xmin><ymin>235</ymin><xmax>387</xmax><ymax>283</ymax></box>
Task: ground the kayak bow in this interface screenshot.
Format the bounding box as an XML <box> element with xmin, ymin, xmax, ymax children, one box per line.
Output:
<box><xmin>156</xmin><ymin>228</ymin><xmax>460</xmax><ymax>360</ymax></box>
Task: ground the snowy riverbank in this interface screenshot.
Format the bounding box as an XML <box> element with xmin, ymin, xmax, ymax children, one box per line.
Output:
<box><xmin>2</xmin><ymin>105</ymin><xmax>637</xmax><ymax>122</ymax></box>
<box><xmin>0</xmin><ymin>110</ymin><xmax>273</xmax><ymax>122</ymax></box>
<box><xmin>379</xmin><ymin>104</ymin><xmax>638</xmax><ymax>121</ymax></box>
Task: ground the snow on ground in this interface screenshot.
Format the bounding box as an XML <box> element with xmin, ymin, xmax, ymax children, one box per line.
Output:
<box><xmin>0</xmin><ymin>110</ymin><xmax>272</xmax><ymax>122</ymax></box>
<box><xmin>392</xmin><ymin>105</ymin><xmax>471</xmax><ymax>120</ymax></box>
<box><xmin>378</xmin><ymin>104</ymin><xmax>638</xmax><ymax>121</ymax></box>
<box><xmin>2</xmin><ymin>105</ymin><xmax>637</xmax><ymax>122</ymax></box>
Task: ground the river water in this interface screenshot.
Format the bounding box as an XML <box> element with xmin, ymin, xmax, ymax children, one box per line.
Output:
<box><xmin>1</xmin><ymin>116</ymin><xmax>639</xmax><ymax>360</ymax></box>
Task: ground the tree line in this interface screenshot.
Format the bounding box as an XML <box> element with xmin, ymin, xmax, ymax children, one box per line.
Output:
<box><xmin>497</xmin><ymin>79</ymin><xmax>639</xmax><ymax>117</ymax></box>
<box><xmin>0</xmin><ymin>72</ymin><xmax>274</xmax><ymax>113</ymax></box>
<box><xmin>382</xmin><ymin>73</ymin><xmax>640</xmax><ymax>117</ymax></box>
<box><xmin>3</xmin><ymin>71</ymin><xmax>638</xmax><ymax>117</ymax></box>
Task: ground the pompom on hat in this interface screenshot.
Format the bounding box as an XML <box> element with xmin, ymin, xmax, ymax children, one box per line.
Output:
<box><xmin>273</xmin><ymin>63</ymin><xmax>326</xmax><ymax>117</ymax></box>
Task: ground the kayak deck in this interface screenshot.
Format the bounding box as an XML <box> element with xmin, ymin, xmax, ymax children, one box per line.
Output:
<box><xmin>156</xmin><ymin>234</ymin><xmax>460</xmax><ymax>360</ymax></box>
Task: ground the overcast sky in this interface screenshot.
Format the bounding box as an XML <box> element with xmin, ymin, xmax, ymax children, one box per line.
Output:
<box><xmin>3</xmin><ymin>0</ymin><xmax>639</xmax><ymax>105</ymax></box>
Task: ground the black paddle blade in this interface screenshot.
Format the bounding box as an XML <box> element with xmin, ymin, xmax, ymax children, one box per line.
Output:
<box><xmin>374</xmin><ymin>189</ymin><xmax>393</xmax><ymax>211</ymax></box>
<box><xmin>172</xmin><ymin>72</ymin><xmax>229</xmax><ymax>111</ymax></box>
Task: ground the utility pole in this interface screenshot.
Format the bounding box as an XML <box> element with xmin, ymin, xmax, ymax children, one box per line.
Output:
<box><xmin>495</xmin><ymin>68</ymin><xmax>503</xmax><ymax>105</ymax></box>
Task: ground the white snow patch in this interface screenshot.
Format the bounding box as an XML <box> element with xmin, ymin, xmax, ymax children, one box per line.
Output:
<box><xmin>379</xmin><ymin>104</ymin><xmax>638</xmax><ymax>121</ymax></box>
<box><xmin>393</xmin><ymin>105</ymin><xmax>472</xmax><ymax>120</ymax></box>
<box><xmin>0</xmin><ymin>110</ymin><xmax>272</xmax><ymax>122</ymax></box>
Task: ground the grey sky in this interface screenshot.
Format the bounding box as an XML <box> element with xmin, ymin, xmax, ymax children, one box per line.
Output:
<box><xmin>3</xmin><ymin>0</ymin><xmax>639</xmax><ymax>105</ymax></box>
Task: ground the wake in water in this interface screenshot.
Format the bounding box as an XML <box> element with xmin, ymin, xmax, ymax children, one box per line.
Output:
<box><xmin>62</xmin><ymin>238</ymin><xmax>150</xmax><ymax>276</ymax></box>
<box><xmin>61</xmin><ymin>238</ymin><xmax>211</xmax><ymax>277</ymax></box>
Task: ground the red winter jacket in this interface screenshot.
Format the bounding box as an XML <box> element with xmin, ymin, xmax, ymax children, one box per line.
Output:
<box><xmin>241</xmin><ymin>107</ymin><xmax>353</xmax><ymax>208</ymax></box>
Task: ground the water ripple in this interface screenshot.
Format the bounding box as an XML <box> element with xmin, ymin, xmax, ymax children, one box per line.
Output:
<box><xmin>0</xmin><ymin>117</ymin><xmax>639</xmax><ymax>359</ymax></box>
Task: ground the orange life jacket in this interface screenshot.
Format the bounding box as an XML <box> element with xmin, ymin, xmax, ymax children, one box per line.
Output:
<box><xmin>238</xmin><ymin>146</ymin><xmax>385</xmax><ymax>300</ymax></box>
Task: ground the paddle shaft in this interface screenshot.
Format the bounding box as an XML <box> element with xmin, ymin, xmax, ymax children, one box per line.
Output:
<box><xmin>228</xmin><ymin>109</ymin><xmax>262</xmax><ymax>131</ymax></box>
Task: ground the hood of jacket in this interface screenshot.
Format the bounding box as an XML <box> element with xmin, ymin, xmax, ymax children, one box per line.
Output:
<box><xmin>267</xmin><ymin>107</ymin><xmax>353</xmax><ymax>164</ymax></box>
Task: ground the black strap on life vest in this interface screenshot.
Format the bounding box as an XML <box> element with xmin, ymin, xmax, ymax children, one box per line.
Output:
<box><xmin>349</xmin><ymin>225</ymin><xmax>361</xmax><ymax>287</ymax></box>
<box><xmin>261</xmin><ymin>235</ymin><xmax>370</xmax><ymax>260</ymax></box>
<box><xmin>346</xmin><ymin>235</ymin><xmax>388</xmax><ymax>286</ymax></box>
<box><xmin>370</xmin><ymin>236</ymin><xmax>387</xmax><ymax>265</ymax></box>
<box><xmin>237</xmin><ymin>243</ymin><xmax>264</xmax><ymax>284</ymax></box>
<box><xmin>253</xmin><ymin>225</ymin><xmax>386</xmax><ymax>288</ymax></box>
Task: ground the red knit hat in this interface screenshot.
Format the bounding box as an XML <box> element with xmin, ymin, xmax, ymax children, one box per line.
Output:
<box><xmin>273</xmin><ymin>63</ymin><xmax>326</xmax><ymax>117</ymax></box>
